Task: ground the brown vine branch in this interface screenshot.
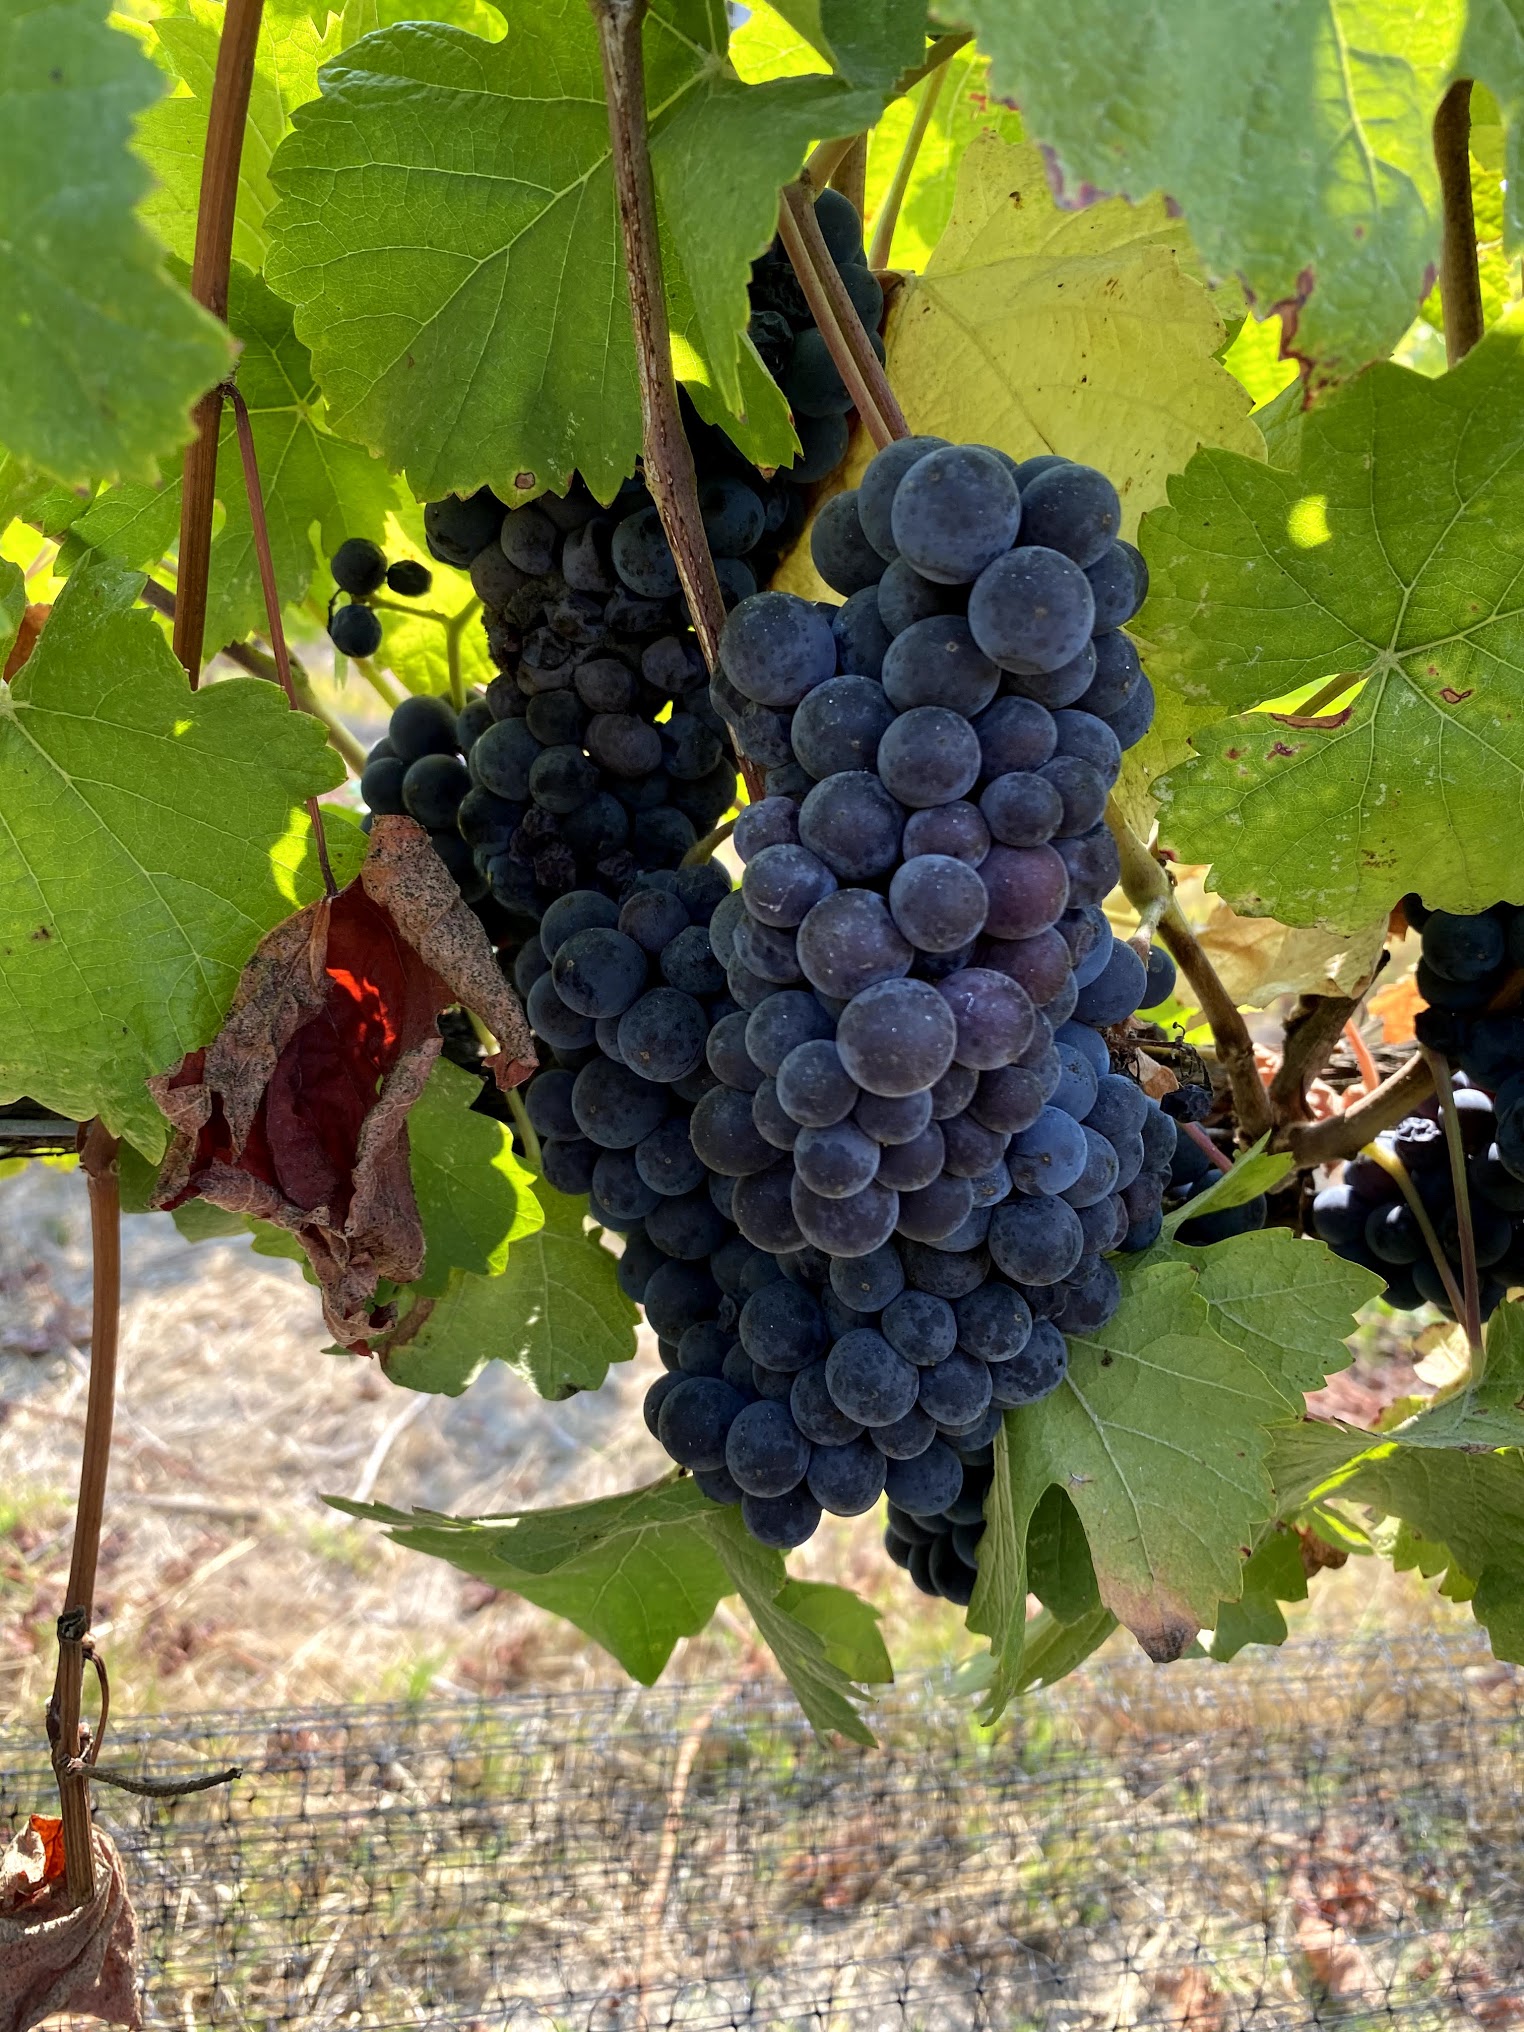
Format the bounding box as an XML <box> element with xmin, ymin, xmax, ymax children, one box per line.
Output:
<box><xmin>1270</xmin><ymin>993</ymin><xmax>1365</xmax><ymax>1125</ymax></box>
<box><xmin>590</xmin><ymin>0</ymin><xmax>762</xmax><ymax>802</ymax></box>
<box><xmin>1435</xmin><ymin>79</ymin><xmax>1484</xmax><ymax>367</ymax></box>
<box><xmin>141</xmin><ymin>577</ymin><xmax>369</xmax><ymax>775</ymax></box>
<box><xmin>828</xmin><ymin>133</ymin><xmax>868</xmax><ymax>216</ymax></box>
<box><xmin>777</xmin><ymin>180</ymin><xmax>908</xmax><ymax>449</ymax></box>
<box><xmin>50</xmin><ymin>1121</ymin><xmax>121</xmax><ymax>1905</ymax></box>
<box><xmin>1286</xmin><ymin>1053</ymin><xmax>1435</xmax><ymax>1168</ymax></box>
<box><xmin>1107</xmin><ymin>802</ymin><xmax>1273</xmax><ymax>1143</ymax></box>
<box><xmin>226</xmin><ymin>382</ymin><xmax>338</xmax><ymax>899</ymax></box>
<box><xmin>173</xmin><ymin>0</ymin><xmax>265</xmax><ymax>685</ymax></box>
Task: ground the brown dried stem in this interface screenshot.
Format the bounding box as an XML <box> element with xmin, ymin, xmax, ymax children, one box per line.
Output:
<box><xmin>225</xmin><ymin>383</ymin><xmax>338</xmax><ymax>898</ymax></box>
<box><xmin>1270</xmin><ymin>993</ymin><xmax>1364</xmax><ymax>1124</ymax></box>
<box><xmin>173</xmin><ymin>0</ymin><xmax>265</xmax><ymax>684</ymax></box>
<box><xmin>50</xmin><ymin>1121</ymin><xmax>121</xmax><ymax>1904</ymax></box>
<box><xmin>1107</xmin><ymin>803</ymin><xmax>1272</xmax><ymax>1142</ymax></box>
<box><xmin>1287</xmin><ymin>1054</ymin><xmax>1435</xmax><ymax>1168</ymax></box>
<box><xmin>777</xmin><ymin>181</ymin><xmax>908</xmax><ymax>449</ymax></box>
<box><xmin>1435</xmin><ymin>80</ymin><xmax>1484</xmax><ymax>366</ymax></box>
<box><xmin>828</xmin><ymin>134</ymin><xmax>868</xmax><ymax>215</ymax></box>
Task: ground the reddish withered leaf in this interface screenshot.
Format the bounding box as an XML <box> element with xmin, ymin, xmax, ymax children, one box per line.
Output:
<box><xmin>150</xmin><ymin>816</ymin><xmax>535</xmax><ymax>1347</ymax></box>
<box><xmin>3</xmin><ymin>603</ymin><xmax>50</xmax><ymax>681</ymax></box>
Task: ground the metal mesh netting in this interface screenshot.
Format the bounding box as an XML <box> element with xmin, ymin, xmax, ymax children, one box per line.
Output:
<box><xmin>5</xmin><ymin>1634</ymin><xmax>1524</xmax><ymax>2031</ymax></box>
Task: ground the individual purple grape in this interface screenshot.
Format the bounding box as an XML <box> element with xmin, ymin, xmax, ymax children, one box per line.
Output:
<box><xmin>875</xmin><ymin>1124</ymin><xmax>947</xmax><ymax>1191</ymax></box>
<box><xmin>968</xmin><ymin>547</ymin><xmax>1096</xmax><ymax>675</ymax></box>
<box><xmin>870</xmin><ymin>1406</ymin><xmax>937</xmax><ymax>1458</ymax></box>
<box><xmin>752</xmin><ymin>1078</ymin><xmax>800</xmax><ymax>1152</ymax></box>
<box><xmin>1053</xmin><ymin>824</ymin><xmax>1122</xmax><ymax>908</ymax></box>
<box><xmin>981</xmin><ymin>771</ymin><xmax>1066</xmax><ymax>847</ymax></box>
<box><xmin>978</xmin><ymin>927</ymin><xmax>1073</xmax><ymax>1005</ymax></box>
<box><xmin>720</xmin><ymin>592</ymin><xmax>837</xmax><ymax>708</ymax></box>
<box><xmin>776</xmin><ymin>1038</ymin><xmax>859</xmax><ymax>1127</ymax></box>
<box><xmin>890</xmin><ymin>444</ymin><xmax>1022</xmax><ymax>585</ymax></box>
<box><xmin>732</xmin><ymin>1163</ymin><xmax>806</xmax><ymax>1253</ymax></box>
<box><xmin>876</xmin><ymin>707</ymin><xmax>982</xmax><ymax>808</ymax></box>
<box><xmin>876</xmin><ymin>557</ymin><xmax>969</xmax><ymax>635</ymax></box>
<box><xmin>794</xmin><ymin>1119</ymin><xmax>882</xmax><ymax>1201</ymax></box>
<box><xmin>988</xmin><ymin>1193</ymin><xmax>1086</xmax><ymax>1284</ymax></box>
<box><xmin>689</xmin><ymin>1085</ymin><xmax>777</xmax><ymax>1175</ymax></box>
<box><xmin>1073</xmin><ymin>939</ymin><xmax>1148</xmax><ymax>1025</ymax></box>
<box><xmin>901</xmin><ymin>801</ymin><xmax>991</xmax><ymax>867</ymax></box>
<box><xmin>658</xmin><ymin>1377</ymin><xmax>745</xmax><ymax>1471</ymax></box>
<box><xmin>1017</xmin><ymin>462</ymin><xmax>1122</xmax><ymax>568</ymax></box>
<box><xmin>741</xmin><ymin>1487</ymin><xmax>821</xmax><ymax>1546</ymax></box>
<box><xmin>854</xmin><ymin>1089</ymin><xmax>935</xmax><ymax>1145</ymax></box>
<box><xmin>744</xmin><ymin>989</ymin><xmax>835</xmax><ymax>1075</ymax></box>
<box><xmin>883</xmin><ymin>1442</ymin><xmax>963</xmax><ymax>1516</ymax></box>
<box><xmin>791</xmin><ymin>1362</ymin><xmax>865</xmax><ymax>1445</ymax></box>
<box><xmin>836</xmin><ymin>978</ymin><xmax>959</xmax><ymax>1097</ymax></box>
<box><xmin>918</xmin><ymin>1352</ymin><xmax>992</xmax><ymax>1427</ymax></box>
<box><xmin>789</xmin><ymin>678</ymin><xmax>896</xmax><ymax>780</ymax></box>
<box><xmin>792</xmin><ymin>1177</ymin><xmax>901</xmax><ymax>1258</ymax></box>
<box><xmin>796</xmin><ymin>888</ymin><xmax>914</xmax><ymax>1000</ymax></box>
<box><xmin>881</xmin><ymin>1289</ymin><xmax>958</xmax><ymax>1364</ymax></box>
<box><xmin>973</xmin><ymin>695</ymin><xmax>1058</xmax><ymax>776</ymax></box>
<box><xmin>896</xmin><ymin>1173</ymin><xmax>975</xmax><ymax>1243</ymax></box>
<box><xmin>987</xmin><ymin>1318</ymin><xmax>1068</xmax><ymax>1406</ymax></box>
<box><xmin>936</xmin><ymin>968</ymin><xmax>1036</xmax><ymax>1070</ymax></box>
<box><xmin>830</xmin><ymin>1243</ymin><xmax>906</xmax><ymax>1311</ymax></box>
<box><xmin>881</xmin><ymin>617</ymin><xmax>1000</xmax><ymax>716</ymax></box>
<box><xmin>731</xmin><ymin>913</ymin><xmax>802</xmax><ymax>986</ymax></box>
<box><xmin>807</xmin><ymin>1436</ymin><xmax>888</xmax><ymax>1515</ymax></box>
<box><xmin>733</xmin><ymin>797</ymin><xmax>801</xmax><ymax>862</ymax></box>
<box><xmin>1085</xmin><ymin>541</ymin><xmax>1146</xmax><ymax>630</ymax></box>
<box><xmin>725</xmin><ymin>1400</ymin><xmax>811</xmax><ymax>1496</ymax></box>
<box><xmin>825</xmin><ymin>1328</ymin><xmax>921</xmax><ymax>1423</ymax></box>
<box><xmin>939</xmin><ymin>1111</ymin><xmax>1008</xmax><ymax>1179</ymax></box>
<box><xmin>857</xmin><ymin>436</ymin><xmax>950</xmax><ymax>559</ymax></box>
<box><xmin>741</xmin><ymin>843</ymin><xmax>837</xmax><ymax>927</ymax></box>
<box><xmin>979</xmin><ymin>844</ymin><xmax>1071</xmax><ymax>940</ymax></box>
<box><xmin>888</xmin><ymin>854</ymin><xmax>991</xmax><ymax>953</ymax></box>
<box><xmin>798</xmin><ymin>770</ymin><xmax>904</xmax><ymax>880</ymax></box>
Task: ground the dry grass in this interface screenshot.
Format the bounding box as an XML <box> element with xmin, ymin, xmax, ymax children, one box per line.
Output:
<box><xmin>0</xmin><ymin>1164</ymin><xmax>1473</xmax><ymax>1735</ymax></box>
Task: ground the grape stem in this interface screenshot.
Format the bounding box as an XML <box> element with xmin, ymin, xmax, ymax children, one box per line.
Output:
<box><xmin>829</xmin><ymin>134</ymin><xmax>868</xmax><ymax>216</ymax></box>
<box><xmin>1435</xmin><ymin>80</ymin><xmax>1485</xmax><ymax>366</ymax></box>
<box><xmin>226</xmin><ymin>382</ymin><xmax>339</xmax><ymax>899</ymax></box>
<box><xmin>50</xmin><ymin>1120</ymin><xmax>121</xmax><ymax>1906</ymax></box>
<box><xmin>867</xmin><ymin>56</ymin><xmax>954</xmax><ymax>270</ymax></box>
<box><xmin>1107</xmin><ymin>801</ymin><xmax>1273</xmax><ymax>1143</ymax></box>
<box><xmin>1421</xmin><ymin>1044</ymin><xmax>1486</xmax><ymax>1369</ymax></box>
<box><xmin>1271</xmin><ymin>991</ymin><xmax>1372</xmax><ymax>1125</ymax></box>
<box><xmin>350</xmin><ymin>654</ymin><xmax>408</xmax><ymax>712</ymax></box>
<box><xmin>801</xmin><ymin>25</ymin><xmax>971</xmax><ymax>193</ymax></box>
<box><xmin>139</xmin><ymin>577</ymin><xmax>369</xmax><ymax>775</ymax></box>
<box><xmin>173</xmin><ymin>0</ymin><xmax>266</xmax><ymax>686</ymax></box>
<box><xmin>1183</xmin><ymin>1122</ymin><xmax>1233</xmax><ymax>1175</ymax></box>
<box><xmin>444</xmin><ymin>596</ymin><xmax>480</xmax><ymax>713</ymax></box>
<box><xmin>1343</xmin><ymin>1019</ymin><xmax>1381</xmax><ymax>1099</ymax></box>
<box><xmin>1364</xmin><ymin>1136</ymin><xmax>1468</xmax><ymax>1324</ymax></box>
<box><xmin>777</xmin><ymin>181</ymin><xmax>908</xmax><ymax>449</ymax></box>
<box><xmin>1287</xmin><ymin>1053</ymin><xmax>1434</xmax><ymax>1168</ymax></box>
<box><xmin>682</xmin><ymin>816</ymin><xmax>735</xmax><ymax>866</ymax></box>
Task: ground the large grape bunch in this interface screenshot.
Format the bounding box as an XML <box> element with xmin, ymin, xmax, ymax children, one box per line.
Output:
<box><xmin>623</xmin><ymin>434</ymin><xmax>1175</xmax><ymax>1593</ymax></box>
<box><xmin>1311</xmin><ymin>896</ymin><xmax>1524</xmax><ymax>1319</ymax></box>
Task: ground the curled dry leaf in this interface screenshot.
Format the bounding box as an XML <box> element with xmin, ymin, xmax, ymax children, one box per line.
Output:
<box><xmin>1170</xmin><ymin>869</ymin><xmax>1387</xmax><ymax>1007</ymax></box>
<box><xmin>0</xmin><ymin>1824</ymin><xmax>140</xmax><ymax>2032</ymax></box>
<box><xmin>150</xmin><ymin>816</ymin><xmax>535</xmax><ymax>1349</ymax></box>
<box><xmin>2</xmin><ymin>603</ymin><xmax>49</xmax><ymax>682</ymax></box>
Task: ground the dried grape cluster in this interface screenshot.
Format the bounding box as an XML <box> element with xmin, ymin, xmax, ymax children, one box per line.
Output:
<box><xmin>1312</xmin><ymin>897</ymin><xmax>1524</xmax><ymax>1319</ymax></box>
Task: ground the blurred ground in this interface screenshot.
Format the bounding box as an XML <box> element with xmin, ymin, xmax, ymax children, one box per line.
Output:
<box><xmin>0</xmin><ymin>1163</ymin><xmax>1463</xmax><ymax>1730</ymax></box>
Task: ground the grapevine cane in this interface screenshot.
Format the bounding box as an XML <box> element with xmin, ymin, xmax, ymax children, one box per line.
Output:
<box><xmin>1435</xmin><ymin>80</ymin><xmax>1484</xmax><ymax>366</ymax></box>
<box><xmin>173</xmin><ymin>0</ymin><xmax>266</xmax><ymax>685</ymax></box>
<box><xmin>777</xmin><ymin>182</ymin><xmax>909</xmax><ymax>448</ymax></box>
<box><xmin>867</xmin><ymin>59</ymin><xmax>954</xmax><ymax>270</ymax></box>
<box><xmin>225</xmin><ymin>383</ymin><xmax>339</xmax><ymax>899</ymax></box>
<box><xmin>49</xmin><ymin>1122</ymin><xmax>122</xmax><ymax>1905</ymax></box>
<box><xmin>1107</xmin><ymin>801</ymin><xmax>1273</xmax><ymax>1143</ymax></box>
<box><xmin>588</xmin><ymin>0</ymin><xmax>763</xmax><ymax>804</ymax></box>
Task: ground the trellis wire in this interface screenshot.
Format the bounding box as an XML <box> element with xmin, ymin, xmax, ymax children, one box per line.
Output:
<box><xmin>4</xmin><ymin>1632</ymin><xmax>1523</xmax><ymax>2030</ymax></box>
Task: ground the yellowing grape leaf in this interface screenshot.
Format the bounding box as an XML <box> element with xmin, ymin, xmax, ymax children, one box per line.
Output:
<box><xmin>0</xmin><ymin>563</ymin><xmax>346</xmax><ymax>1158</ymax></box>
<box><xmin>885</xmin><ymin>136</ymin><xmax>1261</xmax><ymax>534</ymax></box>
<box><xmin>1147</xmin><ymin>319</ymin><xmax>1524</xmax><ymax>928</ymax></box>
<box><xmin>1369</xmin><ymin>972</ymin><xmax>1424</xmax><ymax>1045</ymax></box>
<box><xmin>861</xmin><ymin>48</ymin><xmax>1025</xmax><ymax>273</ymax></box>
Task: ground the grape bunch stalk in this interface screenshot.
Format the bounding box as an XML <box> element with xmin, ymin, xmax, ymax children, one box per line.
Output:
<box><xmin>1312</xmin><ymin>896</ymin><xmax>1524</xmax><ymax>1321</ymax></box>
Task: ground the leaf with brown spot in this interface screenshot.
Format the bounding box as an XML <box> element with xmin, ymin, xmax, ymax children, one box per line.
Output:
<box><xmin>149</xmin><ymin>817</ymin><xmax>534</xmax><ymax>1347</ymax></box>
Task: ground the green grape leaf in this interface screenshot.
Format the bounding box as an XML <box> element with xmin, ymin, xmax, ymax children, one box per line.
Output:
<box><xmin>955</xmin><ymin>0</ymin><xmax>1459</xmax><ymax>393</ymax></box>
<box><xmin>0</xmin><ymin>563</ymin><xmax>345</xmax><ymax>1158</ymax></box>
<box><xmin>0</xmin><ymin>0</ymin><xmax>232</xmax><ymax>486</ymax></box>
<box><xmin>334</xmin><ymin>1478</ymin><xmax>732</xmax><ymax>1683</ymax></box>
<box><xmin>134</xmin><ymin>0</ymin><xmax>342</xmax><ymax>273</ymax></box>
<box><xmin>882</xmin><ymin>138</ymin><xmax>1261</xmax><ymax>539</ymax></box>
<box><xmin>403</xmin><ymin>1057</ymin><xmax>543</xmax><ymax>1297</ymax></box>
<box><xmin>1161</xmin><ymin>1135</ymin><xmax>1294</xmax><ymax>1239</ymax></box>
<box><xmin>379</xmin><ymin>1182</ymin><xmax>637</xmax><ymax>1398</ymax></box>
<box><xmin>1311</xmin><ymin>1439</ymin><xmax>1524</xmax><ymax>1663</ymax></box>
<box><xmin>1182</xmin><ymin>1228</ymin><xmax>1382</xmax><ymax>1412</ymax></box>
<box><xmin>1009</xmin><ymin>1604</ymin><xmax>1119</xmax><ymax>1694</ymax></box>
<box><xmin>702</xmin><ymin>1508</ymin><xmax>879</xmax><ymax>1743</ymax></box>
<box><xmin>75</xmin><ymin>265</ymin><xmax>398</xmax><ymax>652</ymax></box>
<box><xmin>1025</xmin><ymin>1486</ymin><xmax>1101</xmax><ymax>1624</ymax></box>
<box><xmin>1375</xmin><ymin>1301</ymin><xmax>1524</xmax><ymax>1450</ymax></box>
<box><xmin>862</xmin><ymin>48</ymin><xmax>1025</xmax><ymax>274</ymax></box>
<box><xmin>1147</xmin><ymin>321</ymin><xmax>1524</xmax><ymax>928</ymax></box>
<box><xmin>970</xmin><ymin>1255</ymin><xmax>1287</xmax><ymax>1718</ymax></box>
<box><xmin>264</xmin><ymin>0</ymin><xmax>922</xmax><ymax>504</ymax></box>
<box><xmin>1206</xmin><ymin>1524</ymin><xmax>1308</xmax><ymax>1660</ymax></box>
<box><xmin>772</xmin><ymin>1580</ymin><xmax>894</xmax><ymax>1685</ymax></box>
<box><xmin>0</xmin><ymin>561</ymin><xmax>24</xmax><ymax>670</ymax></box>
<box><xmin>762</xmin><ymin>0</ymin><xmax>921</xmax><ymax>87</ymax></box>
